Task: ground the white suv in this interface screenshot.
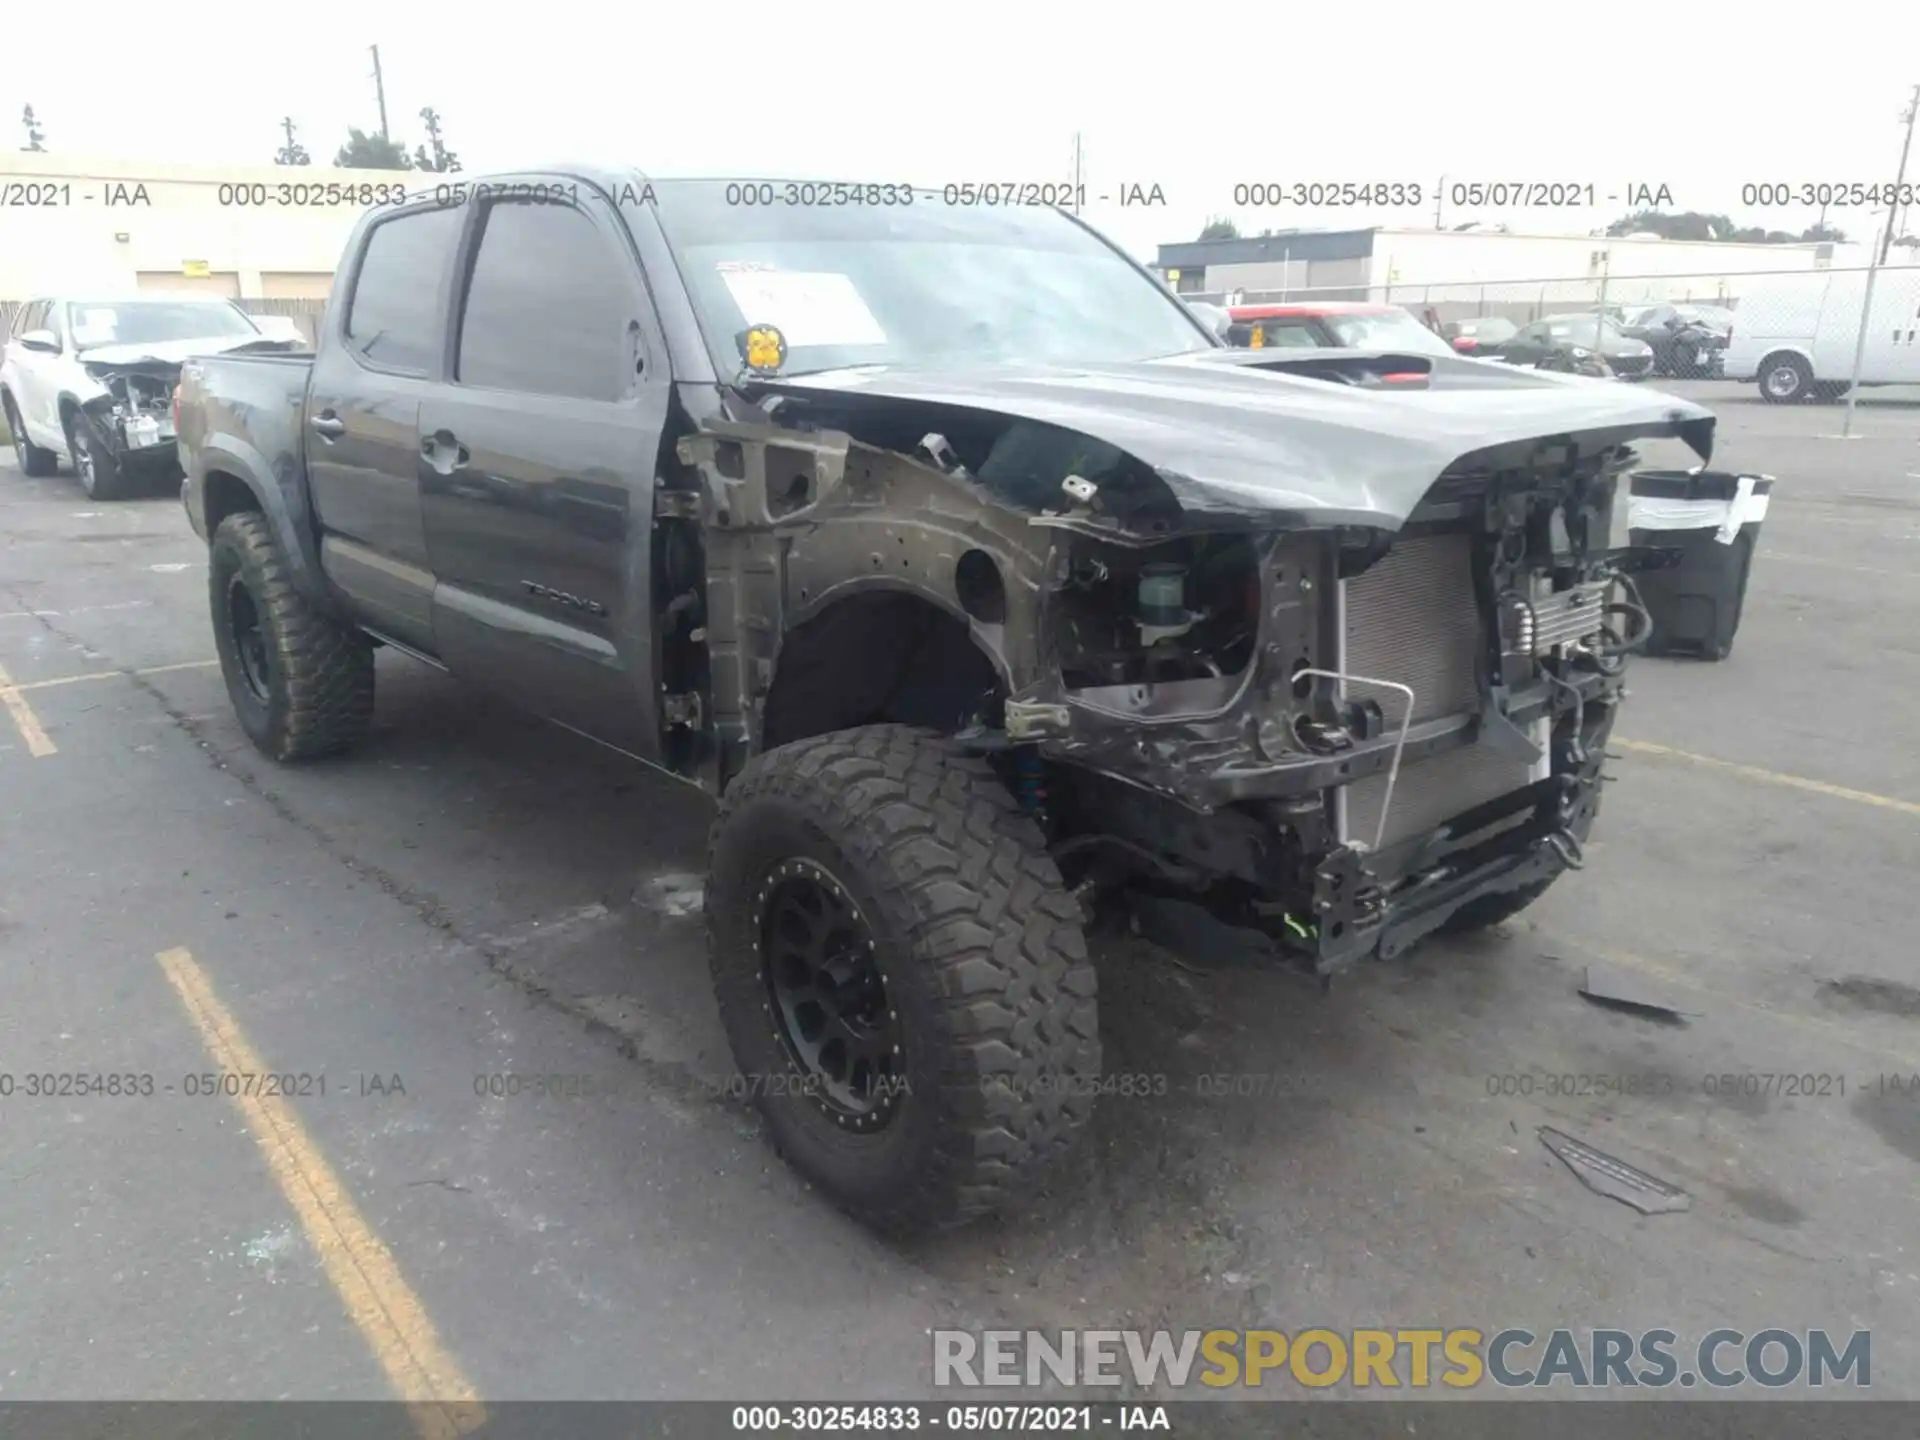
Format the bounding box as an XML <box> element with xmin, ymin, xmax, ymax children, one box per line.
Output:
<box><xmin>1</xmin><ymin>294</ymin><xmax>276</xmax><ymax>499</ymax></box>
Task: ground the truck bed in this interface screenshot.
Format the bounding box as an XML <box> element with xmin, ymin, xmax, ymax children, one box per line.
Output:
<box><xmin>175</xmin><ymin>349</ymin><xmax>319</xmax><ymax>582</ymax></box>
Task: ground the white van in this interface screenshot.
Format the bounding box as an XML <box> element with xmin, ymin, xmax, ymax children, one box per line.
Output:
<box><xmin>1722</xmin><ymin>267</ymin><xmax>1920</xmax><ymax>402</ymax></box>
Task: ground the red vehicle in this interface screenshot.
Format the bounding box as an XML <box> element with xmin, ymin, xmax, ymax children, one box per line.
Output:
<box><xmin>1225</xmin><ymin>301</ymin><xmax>1457</xmax><ymax>357</ymax></box>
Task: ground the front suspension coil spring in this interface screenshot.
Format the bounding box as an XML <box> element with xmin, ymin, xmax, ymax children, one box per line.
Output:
<box><xmin>1013</xmin><ymin>748</ymin><xmax>1048</xmax><ymax>818</ymax></box>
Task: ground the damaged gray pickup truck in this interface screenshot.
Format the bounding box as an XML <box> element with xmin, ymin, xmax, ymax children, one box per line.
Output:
<box><xmin>173</xmin><ymin>172</ymin><xmax>1715</xmax><ymax>1232</ymax></box>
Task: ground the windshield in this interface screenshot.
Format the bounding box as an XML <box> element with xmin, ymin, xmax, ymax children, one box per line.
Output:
<box><xmin>1545</xmin><ymin>317</ymin><xmax>1627</xmax><ymax>348</ymax></box>
<box><xmin>1324</xmin><ymin>310</ymin><xmax>1457</xmax><ymax>357</ymax></box>
<box><xmin>648</xmin><ymin>181</ymin><xmax>1214</xmax><ymax>376</ymax></box>
<box><xmin>66</xmin><ymin>300</ymin><xmax>259</xmax><ymax>352</ymax></box>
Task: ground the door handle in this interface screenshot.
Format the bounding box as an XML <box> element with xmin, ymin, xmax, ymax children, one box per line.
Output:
<box><xmin>421</xmin><ymin>431</ymin><xmax>469</xmax><ymax>474</ymax></box>
<box><xmin>310</xmin><ymin>413</ymin><xmax>346</xmax><ymax>439</ymax></box>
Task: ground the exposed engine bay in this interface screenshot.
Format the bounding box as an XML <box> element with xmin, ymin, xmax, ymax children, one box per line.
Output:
<box><xmin>661</xmin><ymin>351</ymin><xmax>1710</xmax><ymax>976</ymax></box>
<box><xmin>80</xmin><ymin>362</ymin><xmax>180</xmax><ymax>459</ymax></box>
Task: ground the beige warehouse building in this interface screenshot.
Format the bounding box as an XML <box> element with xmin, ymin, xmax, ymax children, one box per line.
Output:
<box><xmin>0</xmin><ymin>150</ymin><xmax>426</xmax><ymax>307</ymax></box>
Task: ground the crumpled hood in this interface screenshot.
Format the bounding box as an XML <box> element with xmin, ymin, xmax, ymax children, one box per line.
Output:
<box><xmin>78</xmin><ymin>333</ymin><xmax>286</xmax><ymax>369</ymax></box>
<box><xmin>765</xmin><ymin>349</ymin><xmax>1716</xmax><ymax>530</ymax></box>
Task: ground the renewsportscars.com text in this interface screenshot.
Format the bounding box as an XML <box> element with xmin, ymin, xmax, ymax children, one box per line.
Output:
<box><xmin>933</xmin><ymin>1327</ymin><xmax>1871</xmax><ymax>1390</ymax></box>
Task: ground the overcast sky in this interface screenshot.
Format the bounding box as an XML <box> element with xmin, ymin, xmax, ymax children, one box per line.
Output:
<box><xmin>3</xmin><ymin>0</ymin><xmax>1909</xmax><ymax>260</ymax></box>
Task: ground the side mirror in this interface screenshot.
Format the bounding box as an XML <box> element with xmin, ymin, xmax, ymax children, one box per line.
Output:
<box><xmin>17</xmin><ymin>329</ymin><xmax>60</xmax><ymax>354</ymax></box>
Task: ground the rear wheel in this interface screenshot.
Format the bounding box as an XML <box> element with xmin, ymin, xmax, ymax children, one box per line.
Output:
<box><xmin>1759</xmin><ymin>353</ymin><xmax>1812</xmax><ymax>403</ymax></box>
<box><xmin>4</xmin><ymin>394</ymin><xmax>60</xmax><ymax>477</ymax></box>
<box><xmin>705</xmin><ymin>724</ymin><xmax>1100</xmax><ymax>1234</ymax></box>
<box><xmin>209</xmin><ymin>512</ymin><xmax>374</xmax><ymax>761</ymax></box>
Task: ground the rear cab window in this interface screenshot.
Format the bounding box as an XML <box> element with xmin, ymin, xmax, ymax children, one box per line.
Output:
<box><xmin>344</xmin><ymin>204</ymin><xmax>465</xmax><ymax>373</ymax></box>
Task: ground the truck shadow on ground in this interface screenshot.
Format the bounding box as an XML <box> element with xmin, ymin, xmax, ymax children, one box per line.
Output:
<box><xmin>327</xmin><ymin>655</ymin><xmax>1571</xmax><ymax>1333</ymax></box>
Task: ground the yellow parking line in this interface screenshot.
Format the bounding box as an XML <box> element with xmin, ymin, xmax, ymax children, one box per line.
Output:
<box><xmin>1614</xmin><ymin>738</ymin><xmax>1920</xmax><ymax>819</ymax></box>
<box><xmin>0</xmin><ymin>660</ymin><xmax>57</xmax><ymax>757</ymax></box>
<box><xmin>155</xmin><ymin>948</ymin><xmax>486</xmax><ymax>1438</ymax></box>
<box><xmin>11</xmin><ymin>659</ymin><xmax>218</xmax><ymax>693</ymax></box>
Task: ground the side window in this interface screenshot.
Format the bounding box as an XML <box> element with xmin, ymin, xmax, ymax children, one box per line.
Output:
<box><xmin>19</xmin><ymin>300</ymin><xmax>47</xmax><ymax>335</ymax></box>
<box><xmin>345</xmin><ymin>205</ymin><xmax>464</xmax><ymax>372</ymax></box>
<box><xmin>1259</xmin><ymin>321</ymin><xmax>1322</xmax><ymax>348</ymax></box>
<box><xmin>456</xmin><ymin>200</ymin><xmax>634</xmax><ymax>402</ymax></box>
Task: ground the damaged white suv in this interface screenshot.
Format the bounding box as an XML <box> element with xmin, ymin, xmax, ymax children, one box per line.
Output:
<box><xmin>1</xmin><ymin>294</ymin><xmax>294</xmax><ymax>499</ymax></box>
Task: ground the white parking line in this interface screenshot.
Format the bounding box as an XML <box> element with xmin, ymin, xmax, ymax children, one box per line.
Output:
<box><xmin>0</xmin><ymin>600</ymin><xmax>155</xmax><ymax>622</ymax></box>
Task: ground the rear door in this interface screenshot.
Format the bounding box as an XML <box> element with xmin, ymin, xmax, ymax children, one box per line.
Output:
<box><xmin>305</xmin><ymin>198</ymin><xmax>466</xmax><ymax>654</ymax></box>
<box><xmin>1868</xmin><ymin>268</ymin><xmax>1920</xmax><ymax>382</ymax></box>
<box><xmin>418</xmin><ymin>183</ymin><xmax>671</xmax><ymax>755</ymax></box>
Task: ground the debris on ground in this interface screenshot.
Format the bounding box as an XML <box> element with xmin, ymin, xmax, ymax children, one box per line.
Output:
<box><xmin>1576</xmin><ymin>962</ymin><xmax>1694</xmax><ymax>1025</ymax></box>
<box><xmin>1539</xmin><ymin>1126</ymin><xmax>1692</xmax><ymax>1214</ymax></box>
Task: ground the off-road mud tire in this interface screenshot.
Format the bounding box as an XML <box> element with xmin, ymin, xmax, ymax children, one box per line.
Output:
<box><xmin>706</xmin><ymin>724</ymin><xmax>1100</xmax><ymax>1234</ymax></box>
<box><xmin>1434</xmin><ymin>874</ymin><xmax>1561</xmax><ymax>935</ymax></box>
<box><xmin>209</xmin><ymin>512</ymin><xmax>374</xmax><ymax>761</ymax></box>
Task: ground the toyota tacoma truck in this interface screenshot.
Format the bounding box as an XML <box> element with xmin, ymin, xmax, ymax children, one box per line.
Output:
<box><xmin>174</xmin><ymin>171</ymin><xmax>1715</xmax><ymax>1232</ymax></box>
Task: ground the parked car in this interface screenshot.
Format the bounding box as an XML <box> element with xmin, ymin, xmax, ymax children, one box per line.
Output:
<box><xmin>173</xmin><ymin>170</ymin><xmax>1713</xmax><ymax>1233</ymax></box>
<box><xmin>1721</xmin><ymin>269</ymin><xmax>1920</xmax><ymax>402</ymax></box>
<box><xmin>1617</xmin><ymin>303</ymin><xmax>1732</xmax><ymax>378</ymax></box>
<box><xmin>1441</xmin><ymin>316</ymin><xmax>1519</xmax><ymax>356</ymax></box>
<box><xmin>1226</xmin><ymin>301</ymin><xmax>1459</xmax><ymax>357</ymax></box>
<box><xmin>1</xmin><ymin>294</ymin><xmax>297</xmax><ymax>498</ymax></box>
<box><xmin>1182</xmin><ymin>299</ymin><xmax>1232</xmax><ymax>341</ymax></box>
<box><xmin>1481</xmin><ymin>314</ymin><xmax>1656</xmax><ymax>379</ymax></box>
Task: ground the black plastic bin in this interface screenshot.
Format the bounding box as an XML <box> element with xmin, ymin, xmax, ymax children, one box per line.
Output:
<box><xmin>1626</xmin><ymin>470</ymin><xmax>1774</xmax><ymax>660</ymax></box>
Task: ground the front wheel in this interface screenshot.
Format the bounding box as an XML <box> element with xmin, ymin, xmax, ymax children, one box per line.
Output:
<box><xmin>1759</xmin><ymin>353</ymin><xmax>1812</xmax><ymax>403</ymax></box>
<box><xmin>209</xmin><ymin>512</ymin><xmax>374</xmax><ymax>761</ymax></box>
<box><xmin>64</xmin><ymin>409</ymin><xmax>132</xmax><ymax>499</ymax></box>
<box><xmin>705</xmin><ymin>725</ymin><xmax>1100</xmax><ymax>1234</ymax></box>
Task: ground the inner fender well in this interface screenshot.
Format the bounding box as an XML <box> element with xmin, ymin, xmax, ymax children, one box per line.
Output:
<box><xmin>761</xmin><ymin>588</ymin><xmax>1006</xmax><ymax>750</ymax></box>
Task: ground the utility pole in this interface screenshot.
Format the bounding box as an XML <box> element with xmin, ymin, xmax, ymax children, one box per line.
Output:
<box><xmin>1844</xmin><ymin>82</ymin><xmax>1920</xmax><ymax>439</ymax></box>
<box><xmin>1879</xmin><ymin>84</ymin><xmax>1919</xmax><ymax>264</ymax></box>
<box><xmin>371</xmin><ymin>45</ymin><xmax>390</xmax><ymax>141</ymax></box>
<box><xmin>1070</xmin><ymin>132</ymin><xmax>1084</xmax><ymax>215</ymax></box>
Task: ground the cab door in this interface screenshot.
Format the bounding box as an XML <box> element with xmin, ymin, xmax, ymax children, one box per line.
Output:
<box><xmin>417</xmin><ymin>183</ymin><xmax>672</xmax><ymax>756</ymax></box>
<box><xmin>305</xmin><ymin>199</ymin><xmax>466</xmax><ymax>654</ymax></box>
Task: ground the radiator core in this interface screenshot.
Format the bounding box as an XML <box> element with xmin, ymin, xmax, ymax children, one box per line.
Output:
<box><xmin>1336</xmin><ymin>532</ymin><xmax>1540</xmax><ymax>850</ymax></box>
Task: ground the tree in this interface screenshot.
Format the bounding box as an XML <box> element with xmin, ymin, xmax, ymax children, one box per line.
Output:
<box><xmin>1605</xmin><ymin>208</ymin><xmax>1844</xmax><ymax>245</ymax></box>
<box><xmin>275</xmin><ymin>116</ymin><xmax>311</xmax><ymax>166</ymax></box>
<box><xmin>1198</xmin><ymin>216</ymin><xmax>1239</xmax><ymax>241</ymax></box>
<box><xmin>412</xmin><ymin>107</ymin><xmax>461</xmax><ymax>173</ymax></box>
<box><xmin>20</xmin><ymin>104</ymin><xmax>46</xmax><ymax>152</ymax></box>
<box><xmin>333</xmin><ymin>127</ymin><xmax>413</xmax><ymax>170</ymax></box>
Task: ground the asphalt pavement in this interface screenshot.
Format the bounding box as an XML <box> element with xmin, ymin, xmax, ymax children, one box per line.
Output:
<box><xmin>2</xmin><ymin>379</ymin><xmax>1918</xmax><ymax>1420</ymax></box>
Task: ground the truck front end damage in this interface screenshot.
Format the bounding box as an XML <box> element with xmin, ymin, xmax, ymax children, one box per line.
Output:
<box><xmin>666</xmin><ymin>354</ymin><xmax>1714</xmax><ymax>974</ymax></box>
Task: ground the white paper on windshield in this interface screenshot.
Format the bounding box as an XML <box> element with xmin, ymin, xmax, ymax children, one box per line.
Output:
<box><xmin>71</xmin><ymin>308</ymin><xmax>119</xmax><ymax>345</ymax></box>
<box><xmin>718</xmin><ymin>270</ymin><xmax>886</xmax><ymax>347</ymax></box>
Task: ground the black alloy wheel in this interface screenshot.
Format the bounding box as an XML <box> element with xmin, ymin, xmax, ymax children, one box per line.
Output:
<box><xmin>759</xmin><ymin>857</ymin><xmax>904</xmax><ymax>1129</ymax></box>
<box><xmin>226</xmin><ymin>572</ymin><xmax>274</xmax><ymax>705</ymax></box>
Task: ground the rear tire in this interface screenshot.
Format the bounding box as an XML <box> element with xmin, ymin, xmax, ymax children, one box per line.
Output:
<box><xmin>209</xmin><ymin>512</ymin><xmax>374</xmax><ymax>761</ymax></box>
<box><xmin>4</xmin><ymin>394</ymin><xmax>60</xmax><ymax>477</ymax></box>
<box><xmin>705</xmin><ymin>724</ymin><xmax>1100</xmax><ymax>1234</ymax></box>
<box><xmin>1758</xmin><ymin>353</ymin><xmax>1812</xmax><ymax>403</ymax></box>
